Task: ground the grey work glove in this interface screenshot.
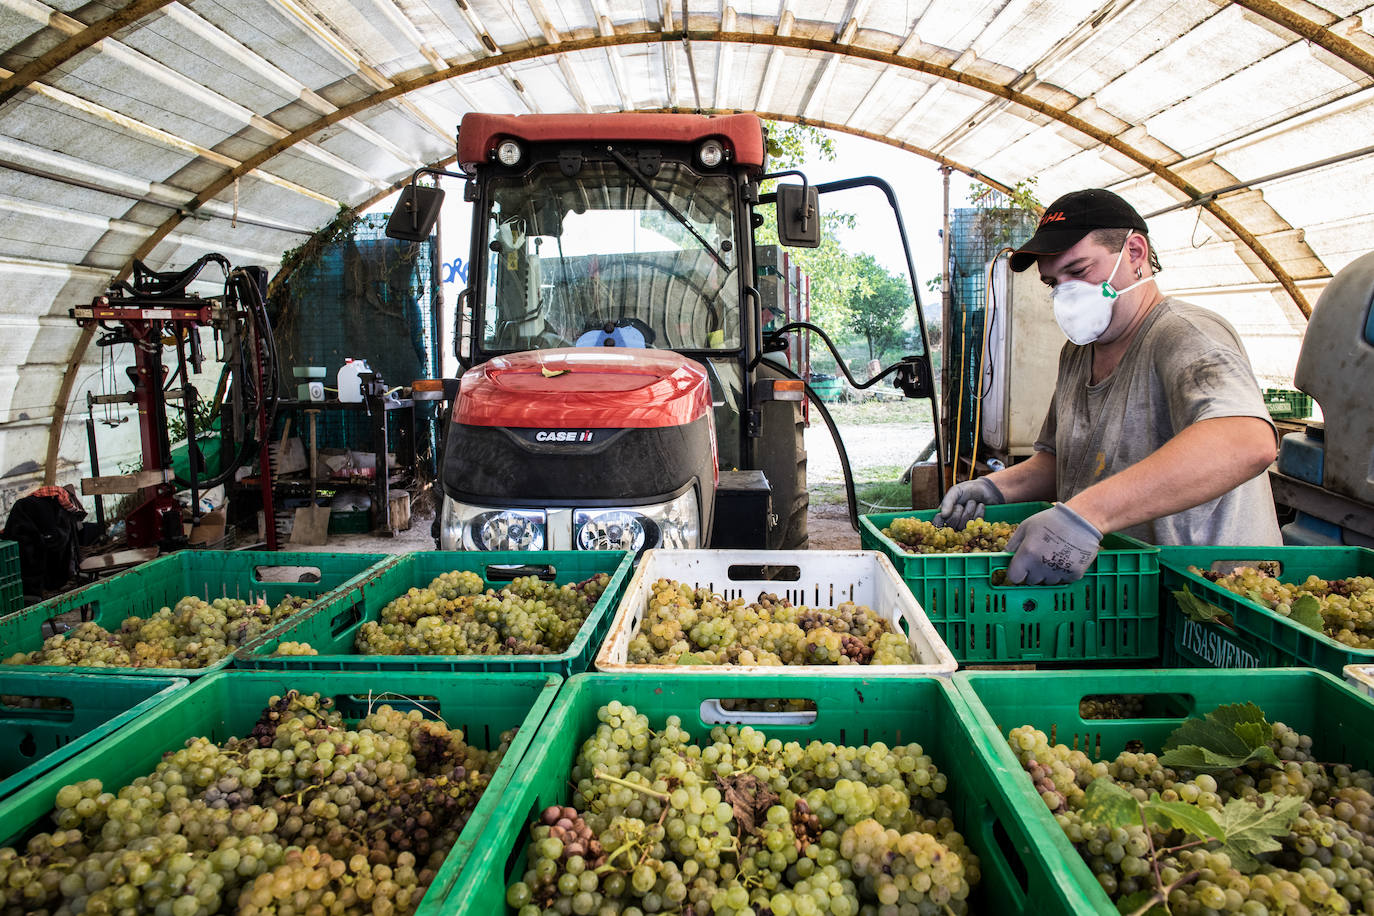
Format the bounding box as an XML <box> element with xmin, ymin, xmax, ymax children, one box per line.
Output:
<box><xmin>1005</xmin><ymin>503</ymin><xmax>1103</xmax><ymax>586</ymax></box>
<box><xmin>932</xmin><ymin>478</ymin><xmax>1005</xmax><ymax>530</ymax></box>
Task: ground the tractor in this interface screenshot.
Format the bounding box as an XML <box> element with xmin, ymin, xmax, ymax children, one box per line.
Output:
<box><xmin>387</xmin><ymin>112</ymin><xmax>940</xmax><ymax>553</ymax></box>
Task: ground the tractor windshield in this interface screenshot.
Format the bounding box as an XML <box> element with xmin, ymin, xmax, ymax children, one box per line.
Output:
<box><xmin>480</xmin><ymin>161</ymin><xmax>741</xmax><ymax>352</ymax></box>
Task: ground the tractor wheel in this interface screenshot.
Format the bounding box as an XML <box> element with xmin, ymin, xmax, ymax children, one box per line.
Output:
<box><xmin>756</xmin><ymin>360</ymin><xmax>809</xmax><ymax>549</ymax></box>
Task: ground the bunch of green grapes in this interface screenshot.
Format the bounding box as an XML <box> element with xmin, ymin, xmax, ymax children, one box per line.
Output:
<box><xmin>1008</xmin><ymin>717</ymin><xmax>1374</xmax><ymax>913</ymax></box>
<box><xmin>1190</xmin><ymin>564</ymin><xmax>1374</xmax><ymax>648</ymax></box>
<box><xmin>626</xmin><ymin>580</ymin><xmax>915</xmax><ymax>666</ymax></box>
<box><xmin>351</xmin><ymin>571</ymin><xmax>612</xmax><ymax>657</ymax></box>
<box><xmin>883</xmin><ymin>517</ymin><xmax>1017</xmax><ymax>554</ymax></box>
<box><xmin>1078</xmin><ymin>694</ymin><xmax>1148</xmax><ymax>720</ymax></box>
<box><xmin>3</xmin><ymin>595</ymin><xmax>311</xmax><ymax>669</ymax></box>
<box><xmin>0</xmin><ymin>690</ymin><xmax>513</xmax><ymax>916</ymax></box>
<box><xmin>505</xmin><ymin>701</ymin><xmax>980</xmax><ymax>915</ymax></box>
<box><xmin>271</xmin><ymin>641</ymin><xmax>317</xmax><ymax>656</ymax></box>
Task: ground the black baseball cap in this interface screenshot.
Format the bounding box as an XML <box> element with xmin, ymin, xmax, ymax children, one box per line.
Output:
<box><xmin>1009</xmin><ymin>189</ymin><xmax>1149</xmax><ymax>272</ymax></box>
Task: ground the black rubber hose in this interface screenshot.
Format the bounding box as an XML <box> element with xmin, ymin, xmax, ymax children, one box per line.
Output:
<box><xmin>760</xmin><ymin>358</ymin><xmax>860</xmax><ymax>532</ymax></box>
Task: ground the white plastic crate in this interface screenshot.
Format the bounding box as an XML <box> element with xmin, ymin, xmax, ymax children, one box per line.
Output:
<box><xmin>1344</xmin><ymin>665</ymin><xmax>1374</xmax><ymax>699</ymax></box>
<box><xmin>594</xmin><ymin>549</ymin><xmax>957</xmax><ymax>676</ymax></box>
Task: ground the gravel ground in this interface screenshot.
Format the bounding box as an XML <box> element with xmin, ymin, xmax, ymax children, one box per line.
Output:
<box><xmin>804</xmin><ymin>422</ymin><xmax>932</xmax><ymax>484</ymax></box>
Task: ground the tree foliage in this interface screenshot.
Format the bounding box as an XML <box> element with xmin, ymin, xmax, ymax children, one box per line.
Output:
<box><xmin>765</xmin><ymin>122</ymin><xmax>836</xmax><ymax>169</ymax></box>
<box><xmin>846</xmin><ymin>255</ymin><xmax>912</xmax><ymax>361</ymax></box>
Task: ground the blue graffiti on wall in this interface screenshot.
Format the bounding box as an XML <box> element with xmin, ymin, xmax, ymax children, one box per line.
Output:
<box><xmin>442</xmin><ymin>257</ymin><xmax>468</xmax><ymax>285</ymax></box>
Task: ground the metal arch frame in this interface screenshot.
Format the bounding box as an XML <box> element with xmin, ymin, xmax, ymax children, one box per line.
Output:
<box><xmin>38</xmin><ymin>9</ymin><xmax>1372</xmax><ymax>480</ymax></box>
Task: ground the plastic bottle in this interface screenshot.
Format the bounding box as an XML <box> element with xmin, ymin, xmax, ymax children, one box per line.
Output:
<box><xmin>336</xmin><ymin>358</ymin><xmax>373</xmax><ymax>403</ymax></box>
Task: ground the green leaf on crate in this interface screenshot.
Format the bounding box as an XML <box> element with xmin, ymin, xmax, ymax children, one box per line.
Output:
<box><xmin>1081</xmin><ymin>779</ymin><xmax>1140</xmax><ymax>830</ymax></box>
<box><xmin>1116</xmin><ymin>890</ymin><xmax>1166</xmax><ymax>916</ymax></box>
<box><xmin>1214</xmin><ymin>793</ymin><xmax>1305</xmax><ymax>873</ymax></box>
<box><xmin>1173</xmin><ymin>587</ymin><xmax>1232</xmax><ymax>626</ymax></box>
<box><xmin>1142</xmin><ymin>793</ymin><xmax>1225</xmax><ymax>842</ymax></box>
<box><xmin>1289</xmin><ymin>595</ymin><xmax>1325</xmax><ymax>633</ymax></box>
<box><xmin>1159</xmin><ymin>703</ymin><xmax>1279</xmax><ymax>773</ymax></box>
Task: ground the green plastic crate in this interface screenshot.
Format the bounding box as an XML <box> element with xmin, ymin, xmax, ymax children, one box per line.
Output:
<box><xmin>329</xmin><ymin>508</ymin><xmax>371</xmax><ymax>534</ymax></box>
<box><xmin>1158</xmin><ymin>545</ymin><xmax>1374</xmax><ymax>676</ymax></box>
<box><xmin>860</xmin><ymin>502</ymin><xmax>1160</xmax><ymax>663</ymax></box>
<box><xmin>0</xmin><ymin>669</ymin><xmax>561</xmax><ymax>916</ymax></box>
<box><xmin>0</xmin><ymin>540</ymin><xmax>18</xmax><ymax>580</ymax></box>
<box><xmin>1262</xmin><ymin>387</ymin><xmax>1314</xmax><ymax>420</ymax></box>
<box><xmin>237</xmin><ymin>551</ymin><xmax>633</xmax><ymax>676</ymax></box>
<box><xmin>954</xmin><ymin>667</ymin><xmax>1374</xmax><ymax>915</ymax></box>
<box><xmin>0</xmin><ymin>549</ymin><xmax>397</xmax><ymax>678</ymax></box>
<box><xmin>0</xmin><ymin>575</ymin><xmax>21</xmax><ymax>616</ymax></box>
<box><xmin>0</xmin><ymin>671</ymin><xmax>186</xmax><ymax>801</ymax></box>
<box><xmin>450</xmin><ymin>672</ymin><xmax>1088</xmax><ymax>915</ymax></box>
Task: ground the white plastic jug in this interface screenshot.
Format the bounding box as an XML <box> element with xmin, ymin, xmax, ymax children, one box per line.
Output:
<box><xmin>336</xmin><ymin>358</ymin><xmax>373</xmax><ymax>403</ymax></box>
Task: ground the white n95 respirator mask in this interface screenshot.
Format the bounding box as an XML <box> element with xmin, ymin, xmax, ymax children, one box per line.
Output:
<box><xmin>1051</xmin><ymin>233</ymin><xmax>1152</xmax><ymax>345</ymax></box>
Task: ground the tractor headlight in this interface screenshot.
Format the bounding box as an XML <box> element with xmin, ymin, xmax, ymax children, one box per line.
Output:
<box><xmin>495</xmin><ymin>139</ymin><xmax>523</xmax><ymax>167</ymax></box>
<box><xmin>574</xmin><ymin>489</ymin><xmax>699</xmax><ymax>553</ymax></box>
<box><xmin>442</xmin><ymin>498</ymin><xmax>546</xmax><ymax>550</ymax></box>
<box><xmin>697</xmin><ymin>139</ymin><xmax>725</xmax><ymax>168</ymax></box>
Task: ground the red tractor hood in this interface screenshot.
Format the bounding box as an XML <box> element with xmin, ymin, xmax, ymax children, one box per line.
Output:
<box><xmin>455</xmin><ymin>349</ymin><xmax>713</xmax><ymax>429</ymax></box>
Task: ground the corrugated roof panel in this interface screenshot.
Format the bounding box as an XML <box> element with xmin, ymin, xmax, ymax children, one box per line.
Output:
<box><xmin>189</xmin><ymin>1</ymin><xmax>362</xmax><ymax>88</ymax></box>
<box><xmin>120</xmin><ymin>15</ymin><xmax>306</xmax><ymax>118</ymax></box>
<box><xmin>4</xmin><ymin>99</ymin><xmax>202</xmax><ymax>181</ymax></box>
<box><xmin>1146</xmin><ymin>46</ymin><xmax>1360</xmax><ymax>159</ymax></box>
<box><xmin>1045</xmin><ymin>0</ymin><xmax>1218</xmax><ymax>100</ymax></box>
<box><xmin>0</xmin><ymin>17</ymin><xmax>46</xmax><ymax>52</ymax></box>
<box><xmin>201</xmin><ymin>175</ymin><xmax>340</xmax><ymax>229</ymax></box>
<box><xmin>506</xmin><ymin>60</ymin><xmax>583</xmax><ymax>113</ymax></box>
<box><xmin>1092</xmin><ymin>7</ymin><xmax>1288</xmax><ymax>127</ymax></box>
<box><xmin>43</xmin><ymin>55</ymin><xmax>267</xmax><ymax>151</ymax></box>
<box><xmin>961</xmin><ymin>0</ymin><xmax>1107</xmax><ymax>73</ymax></box>
<box><xmin>312</xmin><ymin>116</ymin><xmax>430</xmax><ymax>176</ymax></box>
<box><xmin>394</xmin><ymin>0</ymin><xmax>482</xmax><ymax>60</ymax></box>
<box><xmin>764</xmin><ymin>49</ymin><xmax>833</xmax><ymax>119</ymax></box>
<box><xmin>1207</xmin><ymin>92</ymin><xmax>1374</xmax><ymax>183</ymax></box>
<box><xmin>305</xmin><ymin>0</ymin><xmax>437</xmax><ymax>78</ymax></box>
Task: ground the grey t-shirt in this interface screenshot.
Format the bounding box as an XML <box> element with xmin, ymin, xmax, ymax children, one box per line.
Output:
<box><xmin>1035</xmin><ymin>297</ymin><xmax>1282</xmax><ymax>546</ymax></box>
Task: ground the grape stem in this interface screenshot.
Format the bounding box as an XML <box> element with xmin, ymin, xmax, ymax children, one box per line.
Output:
<box><xmin>592</xmin><ymin>770</ymin><xmax>671</xmax><ymax>802</ymax></box>
<box><xmin>1138</xmin><ymin>807</ymin><xmax>1166</xmax><ymax>904</ymax></box>
<box><xmin>1156</xmin><ymin>838</ymin><xmax>1208</xmax><ymax>856</ymax></box>
<box><xmin>1126</xmin><ymin>869</ymin><xmax>1200</xmax><ymax>916</ymax></box>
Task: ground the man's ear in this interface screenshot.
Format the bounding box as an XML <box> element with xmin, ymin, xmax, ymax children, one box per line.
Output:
<box><xmin>1128</xmin><ymin>233</ymin><xmax>1151</xmax><ymax>272</ymax></box>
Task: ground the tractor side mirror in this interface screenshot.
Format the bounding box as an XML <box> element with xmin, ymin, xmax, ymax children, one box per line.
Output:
<box><xmin>776</xmin><ymin>184</ymin><xmax>820</xmax><ymax>248</ymax></box>
<box><xmin>385</xmin><ymin>185</ymin><xmax>445</xmax><ymax>241</ymax></box>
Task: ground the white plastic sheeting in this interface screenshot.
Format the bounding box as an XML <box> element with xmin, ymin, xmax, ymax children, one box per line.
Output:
<box><xmin>0</xmin><ymin>0</ymin><xmax>1371</xmax><ymax>504</ymax></box>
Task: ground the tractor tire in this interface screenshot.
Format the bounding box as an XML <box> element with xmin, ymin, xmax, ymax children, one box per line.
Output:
<box><xmin>756</xmin><ymin>360</ymin><xmax>809</xmax><ymax>549</ymax></box>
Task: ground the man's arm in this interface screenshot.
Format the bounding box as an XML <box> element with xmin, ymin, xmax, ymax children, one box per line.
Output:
<box><xmin>984</xmin><ymin>449</ymin><xmax>1058</xmax><ymax>502</ymax></box>
<box><xmin>1063</xmin><ymin>416</ymin><xmax>1276</xmax><ymax>534</ymax></box>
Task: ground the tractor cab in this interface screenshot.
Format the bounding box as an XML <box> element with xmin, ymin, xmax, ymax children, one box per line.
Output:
<box><xmin>388</xmin><ymin>111</ymin><xmax>937</xmax><ymax>553</ymax></box>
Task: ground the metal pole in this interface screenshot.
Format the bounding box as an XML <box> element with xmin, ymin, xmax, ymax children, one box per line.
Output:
<box><xmin>939</xmin><ymin>166</ymin><xmax>953</xmax><ymax>486</ymax></box>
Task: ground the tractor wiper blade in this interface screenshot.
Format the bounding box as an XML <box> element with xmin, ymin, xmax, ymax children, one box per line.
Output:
<box><xmin>603</xmin><ymin>146</ymin><xmax>728</xmax><ymax>270</ymax></box>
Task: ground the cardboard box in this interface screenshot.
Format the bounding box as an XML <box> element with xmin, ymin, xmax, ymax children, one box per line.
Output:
<box><xmin>187</xmin><ymin>509</ymin><xmax>227</xmax><ymax>545</ymax></box>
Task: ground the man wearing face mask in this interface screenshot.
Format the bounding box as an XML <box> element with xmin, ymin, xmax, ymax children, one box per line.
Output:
<box><xmin>934</xmin><ymin>188</ymin><xmax>1281</xmax><ymax>585</ymax></box>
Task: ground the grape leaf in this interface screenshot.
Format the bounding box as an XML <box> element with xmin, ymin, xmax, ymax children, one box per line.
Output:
<box><xmin>1156</xmin><ymin>743</ymin><xmax>1279</xmax><ymax>773</ymax></box>
<box><xmin>1161</xmin><ymin>715</ymin><xmax>1251</xmax><ymax>756</ymax></box>
<box><xmin>1081</xmin><ymin>779</ymin><xmax>1139</xmax><ymax>830</ymax></box>
<box><xmin>1159</xmin><ymin>703</ymin><xmax>1279</xmax><ymax>772</ymax></box>
<box><xmin>1141</xmin><ymin>794</ymin><xmax>1224</xmax><ymax>843</ymax></box>
<box><xmin>1213</xmin><ymin>793</ymin><xmax>1305</xmax><ymax>873</ymax></box>
<box><xmin>1289</xmin><ymin>595</ymin><xmax>1324</xmax><ymax>633</ymax></box>
<box><xmin>1208</xmin><ymin>702</ymin><xmax>1268</xmax><ymax>734</ymax></box>
<box><xmin>1172</xmin><ymin>587</ymin><xmax>1232</xmax><ymax>626</ymax></box>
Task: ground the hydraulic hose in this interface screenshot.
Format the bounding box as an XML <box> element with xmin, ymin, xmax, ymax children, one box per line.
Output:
<box><xmin>760</xmin><ymin>358</ymin><xmax>861</xmax><ymax>533</ymax></box>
